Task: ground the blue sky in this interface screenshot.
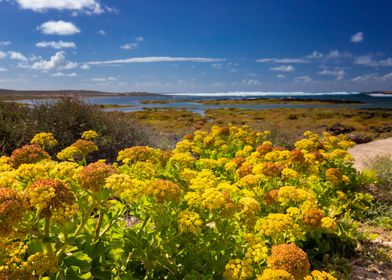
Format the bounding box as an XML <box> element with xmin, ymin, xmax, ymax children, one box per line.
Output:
<box><xmin>0</xmin><ymin>0</ymin><xmax>391</xmax><ymax>93</ymax></box>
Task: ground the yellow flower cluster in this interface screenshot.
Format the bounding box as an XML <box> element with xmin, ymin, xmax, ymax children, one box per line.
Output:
<box><xmin>257</xmin><ymin>268</ymin><xmax>294</xmax><ymax>280</ymax></box>
<box><xmin>24</xmin><ymin>252</ymin><xmax>58</xmax><ymax>276</ymax></box>
<box><xmin>81</xmin><ymin>130</ymin><xmax>98</xmax><ymax>140</ymax></box>
<box><xmin>110</xmin><ymin>177</ymin><xmax>146</xmax><ymax>203</ymax></box>
<box><xmin>178</xmin><ymin>209</ymin><xmax>203</xmax><ymax>234</ymax></box>
<box><xmin>223</xmin><ymin>259</ymin><xmax>253</xmax><ymax>280</ymax></box>
<box><xmin>30</xmin><ymin>132</ymin><xmax>57</xmax><ymax>149</ymax></box>
<box><xmin>245</xmin><ymin>242</ymin><xmax>269</xmax><ymax>263</ymax></box>
<box><xmin>26</xmin><ymin>179</ymin><xmax>76</xmax><ymax>219</ymax></box>
<box><xmin>255</xmin><ymin>214</ymin><xmax>303</xmax><ymax>243</ymax></box>
<box><xmin>304</xmin><ymin>270</ymin><xmax>337</xmax><ymax>280</ymax></box>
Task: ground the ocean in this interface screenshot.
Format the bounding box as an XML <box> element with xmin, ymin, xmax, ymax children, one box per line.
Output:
<box><xmin>86</xmin><ymin>91</ymin><xmax>392</xmax><ymax>114</ymax></box>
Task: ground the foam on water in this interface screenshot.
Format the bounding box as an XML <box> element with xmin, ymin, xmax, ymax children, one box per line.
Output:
<box><xmin>368</xmin><ymin>93</ymin><xmax>392</xmax><ymax>97</ymax></box>
<box><xmin>166</xmin><ymin>91</ymin><xmax>359</xmax><ymax>97</ymax></box>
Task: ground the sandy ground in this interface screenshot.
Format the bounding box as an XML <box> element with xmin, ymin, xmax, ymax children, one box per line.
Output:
<box><xmin>348</xmin><ymin>137</ymin><xmax>392</xmax><ymax>279</ymax></box>
<box><xmin>349</xmin><ymin>137</ymin><xmax>392</xmax><ymax>170</ymax></box>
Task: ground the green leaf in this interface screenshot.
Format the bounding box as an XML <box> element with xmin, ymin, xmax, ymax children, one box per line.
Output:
<box><xmin>62</xmin><ymin>252</ymin><xmax>92</xmax><ymax>273</ymax></box>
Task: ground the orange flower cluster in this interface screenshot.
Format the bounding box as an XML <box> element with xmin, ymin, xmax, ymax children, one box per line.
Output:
<box><xmin>0</xmin><ymin>188</ymin><xmax>24</xmax><ymax>235</ymax></box>
<box><xmin>145</xmin><ymin>179</ymin><xmax>181</xmax><ymax>203</ymax></box>
<box><xmin>77</xmin><ymin>162</ymin><xmax>117</xmax><ymax>192</ymax></box>
<box><xmin>266</xmin><ymin>244</ymin><xmax>310</xmax><ymax>279</ymax></box>
<box><xmin>9</xmin><ymin>145</ymin><xmax>50</xmax><ymax>168</ymax></box>
<box><xmin>303</xmin><ymin>207</ymin><xmax>325</xmax><ymax>228</ymax></box>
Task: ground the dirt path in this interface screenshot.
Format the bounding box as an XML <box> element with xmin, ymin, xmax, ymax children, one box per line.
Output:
<box><xmin>348</xmin><ymin>137</ymin><xmax>392</xmax><ymax>170</ymax></box>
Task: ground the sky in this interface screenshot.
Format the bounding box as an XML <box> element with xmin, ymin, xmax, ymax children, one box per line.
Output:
<box><xmin>0</xmin><ymin>0</ymin><xmax>391</xmax><ymax>93</ymax></box>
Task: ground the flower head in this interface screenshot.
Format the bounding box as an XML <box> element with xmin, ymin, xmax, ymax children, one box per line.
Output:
<box><xmin>266</xmin><ymin>243</ymin><xmax>310</xmax><ymax>279</ymax></box>
<box><xmin>257</xmin><ymin>268</ymin><xmax>294</xmax><ymax>280</ymax></box>
<box><xmin>81</xmin><ymin>130</ymin><xmax>98</xmax><ymax>140</ymax></box>
<box><xmin>145</xmin><ymin>179</ymin><xmax>181</xmax><ymax>203</ymax></box>
<box><xmin>30</xmin><ymin>132</ymin><xmax>57</xmax><ymax>149</ymax></box>
<box><xmin>77</xmin><ymin>162</ymin><xmax>117</xmax><ymax>192</ymax></box>
<box><xmin>223</xmin><ymin>259</ymin><xmax>253</xmax><ymax>280</ymax></box>
<box><xmin>0</xmin><ymin>188</ymin><xmax>24</xmax><ymax>235</ymax></box>
<box><xmin>9</xmin><ymin>145</ymin><xmax>50</xmax><ymax>168</ymax></box>
<box><xmin>178</xmin><ymin>210</ymin><xmax>203</xmax><ymax>234</ymax></box>
<box><xmin>26</xmin><ymin>179</ymin><xmax>75</xmax><ymax>219</ymax></box>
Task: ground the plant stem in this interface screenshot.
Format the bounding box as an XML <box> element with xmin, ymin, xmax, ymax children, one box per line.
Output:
<box><xmin>93</xmin><ymin>210</ymin><xmax>104</xmax><ymax>242</ymax></box>
<box><xmin>44</xmin><ymin>217</ymin><xmax>53</xmax><ymax>254</ymax></box>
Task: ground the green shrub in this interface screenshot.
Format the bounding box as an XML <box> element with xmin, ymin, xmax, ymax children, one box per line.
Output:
<box><xmin>0</xmin><ymin>97</ymin><xmax>158</xmax><ymax>162</ymax></box>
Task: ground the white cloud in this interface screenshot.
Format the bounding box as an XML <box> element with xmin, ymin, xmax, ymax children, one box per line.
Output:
<box><xmin>36</xmin><ymin>41</ymin><xmax>76</xmax><ymax>49</ymax></box>
<box><xmin>241</xmin><ymin>79</ymin><xmax>261</xmax><ymax>86</ymax></box>
<box><xmin>0</xmin><ymin>67</ymin><xmax>8</xmax><ymax>72</ymax></box>
<box><xmin>354</xmin><ymin>55</ymin><xmax>392</xmax><ymax>67</ymax></box>
<box><xmin>15</xmin><ymin>0</ymin><xmax>107</xmax><ymax>14</ymax></box>
<box><xmin>326</xmin><ymin>50</ymin><xmax>351</xmax><ymax>59</ymax></box>
<box><xmin>0</xmin><ymin>41</ymin><xmax>11</xmax><ymax>46</ymax></box>
<box><xmin>38</xmin><ymin>21</ymin><xmax>80</xmax><ymax>36</ymax></box>
<box><xmin>270</xmin><ymin>65</ymin><xmax>295</xmax><ymax>72</ymax></box>
<box><xmin>318</xmin><ymin>69</ymin><xmax>345</xmax><ymax>80</ymax></box>
<box><xmin>8</xmin><ymin>51</ymin><xmax>27</xmax><ymax>61</ymax></box>
<box><xmin>352</xmin><ymin>72</ymin><xmax>392</xmax><ymax>82</ymax></box>
<box><xmin>257</xmin><ymin>58</ymin><xmax>308</xmax><ymax>64</ymax></box>
<box><xmin>51</xmin><ymin>72</ymin><xmax>77</xmax><ymax>77</ymax></box>
<box><xmin>0</xmin><ymin>51</ymin><xmax>6</xmax><ymax>59</ymax></box>
<box><xmin>294</xmin><ymin>76</ymin><xmax>312</xmax><ymax>83</ymax></box>
<box><xmin>120</xmin><ymin>37</ymin><xmax>145</xmax><ymax>50</ymax></box>
<box><xmin>351</xmin><ymin>32</ymin><xmax>364</xmax><ymax>43</ymax></box>
<box><xmin>31</xmin><ymin>51</ymin><xmax>78</xmax><ymax>71</ymax></box>
<box><xmin>80</xmin><ymin>64</ymin><xmax>90</xmax><ymax>70</ymax></box>
<box><xmin>120</xmin><ymin>43</ymin><xmax>138</xmax><ymax>50</ymax></box>
<box><xmin>97</xmin><ymin>30</ymin><xmax>106</xmax><ymax>36</ymax></box>
<box><xmin>276</xmin><ymin>74</ymin><xmax>286</xmax><ymax>78</ymax></box>
<box><xmin>88</xmin><ymin>56</ymin><xmax>225</xmax><ymax>65</ymax></box>
<box><xmin>91</xmin><ymin>76</ymin><xmax>117</xmax><ymax>82</ymax></box>
<box><xmin>212</xmin><ymin>63</ymin><xmax>223</xmax><ymax>69</ymax></box>
<box><xmin>307</xmin><ymin>51</ymin><xmax>323</xmax><ymax>59</ymax></box>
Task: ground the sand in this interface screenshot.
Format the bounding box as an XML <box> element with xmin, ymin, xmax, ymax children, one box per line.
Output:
<box><xmin>349</xmin><ymin>137</ymin><xmax>392</xmax><ymax>170</ymax></box>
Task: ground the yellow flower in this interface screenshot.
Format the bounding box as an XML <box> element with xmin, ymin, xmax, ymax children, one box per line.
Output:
<box><xmin>223</xmin><ymin>259</ymin><xmax>253</xmax><ymax>280</ymax></box>
<box><xmin>57</xmin><ymin>146</ymin><xmax>83</xmax><ymax>161</ymax></box>
<box><xmin>255</xmin><ymin>214</ymin><xmax>303</xmax><ymax>243</ymax></box>
<box><xmin>321</xmin><ymin>217</ymin><xmax>337</xmax><ymax>231</ymax></box>
<box><xmin>24</xmin><ymin>252</ymin><xmax>58</xmax><ymax>276</ymax></box>
<box><xmin>201</xmin><ymin>188</ymin><xmax>227</xmax><ymax>210</ymax></box>
<box><xmin>178</xmin><ymin>210</ymin><xmax>203</xmax><ymax>234</ymax></box>
<box><xmin>277</xmin><ymin>186</ymin><xmax>316</xmax><ymax>208</ymax></box>
<box><xmin>31</xmin><ymin>132</ymin><xmax>57</xmax><ymax>149</ymax></box>
<box><xmin>304</xmin><ymin>270</ymin><xmax>337</xmax><ymax>280</ymax></box>
<box><xmin>245</xmin><ymin>242</ymin><xmax>268</xmax><ymax>263</ymax></box>
<box><xmin>0</xmin><ymin>156</ymin><xmax>13</xmax><ymax>172</ymax></box>
<box><xmin>281</xmin><ymin>168</ymin><xmax>299</xmax><ymax>181</ymax></box>
<box><xmin>26</xmin><ymin>179</ymin><xmax>75</xmax><ymax>219</ymax></box>
<box><xmin>257</xmin><ymin>268</ymin><xmax>294</xmax><ymax>280</ymax></box>
<box><xmin>81</xmin><ymin>130</ymin><xmax>98</xmax><ymax>140</ymax></box>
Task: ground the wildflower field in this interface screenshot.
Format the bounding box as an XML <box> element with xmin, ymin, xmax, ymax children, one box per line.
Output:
<box><xmin>0</xmin><ymin>125</ymin><xmax>377</xmax><ymax>279</ymax></box>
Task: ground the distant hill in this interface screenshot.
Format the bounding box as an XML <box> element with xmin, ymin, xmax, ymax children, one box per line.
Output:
<box><xmin>0</xmin><ymin>89</ymin><xmax>161</xmax><ymax>99</ymax></box>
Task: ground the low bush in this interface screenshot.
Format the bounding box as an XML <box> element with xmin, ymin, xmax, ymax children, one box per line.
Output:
<box><xmin>0</xmin><ymin>97</ymin><xmax>157</xmax><ymax>162</ymax></box>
